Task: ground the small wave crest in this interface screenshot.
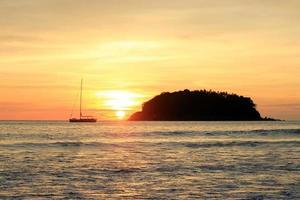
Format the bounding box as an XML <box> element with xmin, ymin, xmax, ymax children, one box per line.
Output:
<box><xmin>183</xmin><ymin>140</ymin><xmax>300</xmax><ymax>148</ymax></box>
<box><xmin>0</xmin><ymin>141</ymin><xmax>112</xmax><ymax>148</ymax></box>
<box><xmin>1</xmin><ymin>137</ymin><xmax>299</xmax><ymax>149</ymax></box>
<box><xmin>149</xmin><ymin>128</ymin><xmax>300</xmax><ymax>137</ymax></box>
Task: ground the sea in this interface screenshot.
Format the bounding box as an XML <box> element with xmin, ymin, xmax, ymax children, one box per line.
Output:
<box><xmin>0</xmin><ymin>121</ymin><xmax>299</xmax><ymax>199</ymax></box>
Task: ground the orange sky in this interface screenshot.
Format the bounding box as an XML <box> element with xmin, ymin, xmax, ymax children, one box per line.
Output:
<box><xmin>0</xmin><ymin>0</ymin><xmax>300</xmax><ymax>120</ymax></box>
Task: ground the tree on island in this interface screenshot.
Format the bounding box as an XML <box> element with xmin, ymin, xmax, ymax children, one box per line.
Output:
<box><xmin>129</xmin><ymin>89</ymin><xmax>274</xmax><ymax>121</ymax></box>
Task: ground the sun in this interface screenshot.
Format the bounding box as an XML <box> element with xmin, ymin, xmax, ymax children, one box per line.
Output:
<box><xmin>96</xmin><ymin>90</ymin><xmax>143</xmax><ymax>119</ymax></box>
<box><xmin>115</xmin><ymin>110</ymin><xmax>126</xmax><ymax>119</ymax></box>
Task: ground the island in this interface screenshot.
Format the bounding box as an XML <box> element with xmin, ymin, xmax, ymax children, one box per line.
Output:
<box><xmin>128</xmin><ymin>89</ymin><xmax>275</xmax><ymax>121</ymax></box>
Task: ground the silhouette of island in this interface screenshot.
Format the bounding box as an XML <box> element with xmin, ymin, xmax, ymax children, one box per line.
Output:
<box><xmin>129</xmin><ymin>89</ymin><xmax>276</xmax><ymax>121</ymax></box>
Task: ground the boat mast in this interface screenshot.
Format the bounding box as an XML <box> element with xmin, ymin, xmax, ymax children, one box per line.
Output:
<box><xmin>80</xmin><ymin>79</ymin><xmax>83</xmax><ymax>119</ymax></box>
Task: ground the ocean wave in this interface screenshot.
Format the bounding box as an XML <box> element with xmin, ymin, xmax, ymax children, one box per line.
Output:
<box><xmin>1</xmin><ymin>140</ymin><xmax>299</xmax><ymax>149</ymax></box>
<box><xmin>182</xmin><ymin>140</ymin><xmax>300</xmax><ymax>148</ymax></box>
<box><xmin>0</xmin><ymin>141</ymin><xmax>104</xmax><ymax>148</ymax></box>
<box><xmin>151</xmin><ymin>128</ymin><xmax>300</xmax><ymax>137</ymax></box>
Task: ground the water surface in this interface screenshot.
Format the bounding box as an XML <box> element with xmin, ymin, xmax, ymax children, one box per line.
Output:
<box><xmin>0</xmin><ymin>121</ymin><xmax>299</xmax><ymax>199</ymax></box>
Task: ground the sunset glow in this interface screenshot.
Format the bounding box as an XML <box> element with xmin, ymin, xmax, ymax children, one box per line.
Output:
<box><xmin>96</xmin><ymin>90</ymin><xmax>143</xmax><ymax>119</ymax></box>
<box><xmin>115</xmin><ymin>110</ymin><xmax>126</xmax><ymax>120</ymax></box>
<box><xmin>1</xmin><ymin>1</ymin><xmax>299</xmax><ymax>199</ymax></box>
<box><xmin>0</xmin><ymin>0</ymin><xmax>299</xmax><ymax>120</ymax></box>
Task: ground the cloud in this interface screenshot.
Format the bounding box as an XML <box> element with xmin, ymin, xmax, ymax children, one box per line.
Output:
<box><xmin>262</xmin><ymin>104</ymin><xmax>300</xmax><ymax>108</ymax></box>
<box><xmin>0</xmin><ymin>34</ymin><xmax>44</xmax><ymax>43</ymax></box>
<box><xmin>0</xmin><ymin>0</ymin><xmax>300</xmax><ymax>119</ymax></box>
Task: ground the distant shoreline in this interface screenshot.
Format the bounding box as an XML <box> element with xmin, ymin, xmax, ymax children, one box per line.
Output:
<box><xmin>0</xmin><ymin>119</ymin><xmax>286</xmax><ymax>122</ymax></box>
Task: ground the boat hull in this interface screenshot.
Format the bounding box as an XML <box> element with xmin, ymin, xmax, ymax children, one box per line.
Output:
<box><xmin>69</xmin><ymin>118</ymin><xmax>97</xmax><ymax>123</ymax></box>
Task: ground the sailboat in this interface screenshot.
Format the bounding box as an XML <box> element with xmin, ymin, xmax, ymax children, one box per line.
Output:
<box><xmin>69</xmin><ymin>79</ymin><xmax>97</xmax><ymax>123</ymax></box>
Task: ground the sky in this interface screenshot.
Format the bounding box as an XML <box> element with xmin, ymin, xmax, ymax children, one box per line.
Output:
<box><xmin>0</xmin><ymin>0</ymin><xmax>300</xmax><ymax>120</ymax></box>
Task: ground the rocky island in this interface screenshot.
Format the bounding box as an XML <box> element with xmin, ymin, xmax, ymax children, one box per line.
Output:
<box><xmin>129</xmin><ymin>89</ymin><xmax>274</xmax><ymax>121</ymax></box>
